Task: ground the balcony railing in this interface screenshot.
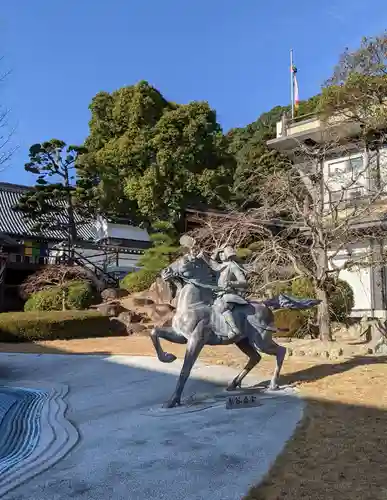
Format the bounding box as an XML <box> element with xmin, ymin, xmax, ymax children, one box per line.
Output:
<box><xmin>274</xmin><ymin>110</ymin><xmax>362</xmax><ymax>142</ymax></box>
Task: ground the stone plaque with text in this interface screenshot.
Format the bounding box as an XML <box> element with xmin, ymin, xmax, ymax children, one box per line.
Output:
<box><xmin>226</xmin><ymin>394</ymin><xmax>262</xmax><ymax>410</ymax></box>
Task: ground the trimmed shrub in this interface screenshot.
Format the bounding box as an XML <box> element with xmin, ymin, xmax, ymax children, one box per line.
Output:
<box><xmin>326</xmin><ymin>279</ymin><xmax>354</xmax><ymax>323</ymax></box>
<box><xmin>24</xmin><ymin>287</ymin><xmax>63</xmax><ymax>312</ymax></box>
<box><xmin>274</xmin><ymin>309</ymin><xmax>305</xmax><ymax>337</ymax></box>
<box><xmin>20</xmin><ymin>264</ymin><xmax>90</xmax><ymax>300</ymax></box>
<box><xmin>120</xmin><ymin>269</ymin><xmax>159</xmax><ymax>293</ymax></box>
<box><xmin>24</xmin><ymin>281</ymin><xmax>97</xmax><ymax>312</ymax></box>
<box><xmin>66</xmin><ymin>281</ymin><xmax>97</xmax><ymax>310</ymax></box>
<box><xmin>272</xmin><ymin>277</ymin><xmax>354</xmax><ymax>337</ymax></box>
<box><xmin>0</xmin><ymin>310</ymin><xmax>120</xmax><ymax>342</ymax></box>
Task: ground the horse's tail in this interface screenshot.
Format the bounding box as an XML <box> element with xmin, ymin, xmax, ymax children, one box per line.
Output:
<box><xmin>262</xmin><ymin>293</ymin><xmax>321</xmax><ymax>311</ymax></box>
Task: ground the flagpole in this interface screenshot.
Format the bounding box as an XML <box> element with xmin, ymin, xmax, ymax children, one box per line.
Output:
<box><xmin>290</xmin><ymin>49</ymin><xmax>294</xmax><ymax>120</ymax></box>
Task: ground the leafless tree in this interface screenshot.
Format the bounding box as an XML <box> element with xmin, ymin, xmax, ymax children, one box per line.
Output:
<box><xmin>0</xmin><ymin>57</ymin><xmax>17</xmax><ymax>173</ymax></box>
<box><xmin>191</xmin><ymin>34</ymin><xmax>387</xmax><ymax>341</ymax></box>
<box><xmin>190</xmin><ymin>124</ymin><xmax>387</xmax><ymax>341</ymax></box>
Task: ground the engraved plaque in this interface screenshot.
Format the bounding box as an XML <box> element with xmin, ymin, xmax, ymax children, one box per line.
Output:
<box><xmin>226</xmin><ymin>394</ymin><xmax>262</xmax><ymax>409</ymax></box>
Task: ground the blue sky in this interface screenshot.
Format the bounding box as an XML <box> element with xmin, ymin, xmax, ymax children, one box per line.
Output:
<box><xmin>1</xmin><ymin>0</ymin><xmax>387</xmax><ymax>184</ymax></box>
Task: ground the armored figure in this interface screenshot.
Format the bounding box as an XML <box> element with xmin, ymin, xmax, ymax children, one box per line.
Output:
<box><xmin>201</xmin><ymin>246</ymin><xmax>248</xmax><ymax>339</ymax></box>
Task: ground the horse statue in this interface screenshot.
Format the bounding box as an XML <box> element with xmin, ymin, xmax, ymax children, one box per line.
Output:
<box><xmin>150</xmin><ymin>236</ymin><xmax>320</xmax><ymax>408</ymax></box>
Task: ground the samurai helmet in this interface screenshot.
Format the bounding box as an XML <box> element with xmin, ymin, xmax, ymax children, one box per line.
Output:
<box><xmin>221</xmin><ymin>246</ymin><xmax>237</xmax><ymax>260</ymax></box>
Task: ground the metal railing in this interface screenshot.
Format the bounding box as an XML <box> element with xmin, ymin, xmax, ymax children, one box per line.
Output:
<box><xmin>287</xmin><ymin>112</ymin><xmax>318</xmax><ymax>124</ymax></box>
<box><xmin>58</xmin><ymin>246</ymin><xmax>119</xmax><ymax>289</ymax></box>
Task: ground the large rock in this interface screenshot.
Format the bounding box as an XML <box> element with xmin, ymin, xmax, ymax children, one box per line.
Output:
<box><xmin>94</xmin><ymin>301</ymin><xmax>125</xmax><ymax>317</ymax></box>
<box><xmin>374</xmin><ymin>340</ymin><xmax>387</xmax><ymax>355</ymax></box>
<box><xmin>148</xmin><ymin>278</ymin><xmax>174</xmax><ymax>305</ymax></box>
<box><xmin>111</xmin><ymin>311</ymin><xmax>148</xmax><ymax>336</ymax></box>
<box><xmin>101</xmin><ymin>288</ymin><xmax>129</xmax><ymax>302</ymax></box>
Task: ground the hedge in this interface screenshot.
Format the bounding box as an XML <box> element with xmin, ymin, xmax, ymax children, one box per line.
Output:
<box><xmin>0</xmin><ymin>310</ymin><xmax>120</xmax><ymax>342</ymax></box>
<box><xmin>272</xmin><ymin>277</ymin><xmax>354</xmax><ymax>337</ymax></box>
<box><xmin>24</xmin><ymin>281</ymin><xmax>98</xmax><ymax>312</ymax></box>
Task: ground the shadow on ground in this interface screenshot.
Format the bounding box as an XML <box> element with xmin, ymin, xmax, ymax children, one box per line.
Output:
<box><xmin>244</xmin><ymin>395</ymin><xmax>387</xmax><ymax>500</ymax></box>
<box><xmin>279</xmin><ymin>355</ymin><xmax>387</xmax><ymax>386</ymax></box>
<box><xmin>244</xmin><ymin>355</ymin><xmax>387</xmax><ymax>500</ymax></box>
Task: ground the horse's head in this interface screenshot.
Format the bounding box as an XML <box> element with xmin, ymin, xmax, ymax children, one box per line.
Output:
<box><xmin>161</xmin><ymin>254</ymin><xmax>200</xmax><ymax>284</ymax></box>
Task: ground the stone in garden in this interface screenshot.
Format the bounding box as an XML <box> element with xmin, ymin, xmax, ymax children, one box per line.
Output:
<box><xmin>109</xmin><ymin>317</ymin><xmax>128</xmax><ymax>335</ymax></box>
<box><xmin>374</xmin><ymin>340</ymin><xmax>387</xmax><ymax>355</ymax></box>
<box><xmin>132</xmin><ymin>296</ymin><xmax>155</xmax><ymax>307</ymax></box>
<box><xmin>127</xmin><ymin>323</ymin><xmax>148</xmax><ymax>335</ymax></box>
<box><xmin>149</xmin><ymin>278</ymin><xmax>174</xmax><ymax>305</ymax></box>
<box><xmin>96</xmin><ymin>302</ymin><xmax>125</xmax><ymax>317</ymax></box>
<box><xmin>112</xmin><ymin>311</ymin><xmax>148</xmax><ymax>335</ymax></box>
<box><xmin>101</xmin><ymin>288</ymin><xmax>128</xmax><ymax>302</ymax></box>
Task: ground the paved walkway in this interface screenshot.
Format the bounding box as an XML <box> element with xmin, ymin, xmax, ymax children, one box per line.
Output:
<box><xmin>0</xmin><ymin>353</ymin><xmax>304</xmax><ymax>500</ymax></box>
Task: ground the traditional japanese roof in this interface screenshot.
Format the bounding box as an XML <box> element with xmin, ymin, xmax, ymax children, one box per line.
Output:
<box><xmin>0</xmin><ymin>182</ymin><xmax>97</xmax><ymax>242</ymax></box>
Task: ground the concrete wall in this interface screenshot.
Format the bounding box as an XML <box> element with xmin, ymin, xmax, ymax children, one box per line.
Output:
<box><xmin>328</xmin><ymin>241</ymin><xmax>387</xmax><ymax>318</ymax></box>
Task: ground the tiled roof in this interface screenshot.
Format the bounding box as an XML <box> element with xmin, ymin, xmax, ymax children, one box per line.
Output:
<box><xmin>0</xmin><ymin>182</ymin><xmax>97</xmax><ymax>241</ymax></box>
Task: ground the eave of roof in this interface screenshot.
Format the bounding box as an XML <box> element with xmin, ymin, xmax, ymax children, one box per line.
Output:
<box><xmin>0</xmin><ymin>182</ymin><xmax>97</xmax><ymax>241</ymax></box>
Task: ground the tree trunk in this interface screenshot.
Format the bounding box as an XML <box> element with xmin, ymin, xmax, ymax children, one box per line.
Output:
<box><xmin>62</xmin><ymin>289</ymin><xmax>67</xmax><ymax>311</ymax></box>
<box><xmin>64</xmin><ymin>165</ymin><xmax>77</xmax><ymax>263</ymax></box>
<box><xmin>315</xmin><ymin>285</ymin><xmax>332</xmax><ymax>341</ymax></box>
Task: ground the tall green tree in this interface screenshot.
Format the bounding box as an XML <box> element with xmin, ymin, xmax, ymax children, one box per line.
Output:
<box><xmin>14</xmin><ymin>139</ymin><xmax>89</xmax><ymax>248</ymax></box>
<box><xmin>77</xmin><ymin>81</ymin><xmax>234</xmax><ymax>224</ymax></box>
<box><xmin>227</xmin><ymin>99</ymin><xmax>320</xmax><ymax>209</ymax></box>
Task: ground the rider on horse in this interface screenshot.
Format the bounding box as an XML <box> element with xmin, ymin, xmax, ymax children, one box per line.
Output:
<box><xmin>200</xmin><ymin>246</ymin><xmax>249</xmax><ymax>340</ymax></box>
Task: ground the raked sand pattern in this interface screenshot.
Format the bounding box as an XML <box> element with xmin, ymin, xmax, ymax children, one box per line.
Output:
<box><xmin>0</xmin><ymin>382</ymin><xmax>79</xmax><ymax>497</ymax></box>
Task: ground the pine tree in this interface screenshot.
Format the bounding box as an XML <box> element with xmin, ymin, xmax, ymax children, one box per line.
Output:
<box><xmin>14</xmin><ymin>139</ymin><xmax>90</xmax><ymax>253</ymax></box>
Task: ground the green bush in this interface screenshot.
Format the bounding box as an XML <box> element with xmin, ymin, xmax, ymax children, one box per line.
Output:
<box><xmin>274</xmin><ymin>309</ymin><xmax>305</xmax><ymax>337</ymax></box>
<box><xmin>24</xmin><ymin>281</ymin><xmax>97</xmax><ymax>312</ymax></box>
<box><xmin>24</xmin><ymin>287</ymin><xmax>63</xmax><ymax>312</ymax></box>
<box><xmin>120</xmin><ymin>269</ymin><xmax>159</xmax><ymax>293</ymax></box>
<box><xmin>273</xmin><ymin>277</ymin><xmax>354</xmax><ymax>337</ymax></box>
<box><xmin>0</xmin><ymin>310</ymin><xmax>119</xmax><ymax>342</ymax></box>
<box><xmin>66</xmin><ymin>281</ymin><xmax>97</xmax><ymax>310</ymax></box>
<box><xmin>326</xmin><ymin>279</ymin><xmax>355</xmax><ymax>322</ymax></box>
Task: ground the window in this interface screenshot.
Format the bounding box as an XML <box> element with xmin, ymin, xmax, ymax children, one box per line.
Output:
<box><xmin>328</xmin><ymin>155</ymin><xmax>364</xmax><ymax>177</ymax></box>
<box><xmin>330</xmin><ymin>191</ymin><xmax>344</xmax><ymax>203</ymax></box>
<box><xmin>347</xmin><ymin>188</ymin><xmax>363</xmax><ymax>199</ymax></box>
<box><xmin>347</xmin><ymin>156</ymin><xmax>363</xmax><ymax>173</ymax></box>
<box><xmin>328</xmin><ymin>159</ymin><xmax>346</xmax><ymax>177</ymax></box>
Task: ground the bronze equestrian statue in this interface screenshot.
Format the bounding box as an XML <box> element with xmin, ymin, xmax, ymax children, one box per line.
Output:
<box><xmin>151</xmin><ymin>236</ymin><xmax>320</xmax><ymax>408</ymax></box>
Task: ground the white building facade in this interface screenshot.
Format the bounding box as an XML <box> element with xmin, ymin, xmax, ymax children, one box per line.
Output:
<box><xmin>268</xmin><ymin>114</ymin><xmax>387</xmax><ymax>318</ymax></box>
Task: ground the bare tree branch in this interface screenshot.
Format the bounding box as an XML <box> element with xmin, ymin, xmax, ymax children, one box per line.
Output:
<box><xmin>20</xmin><ymin>264</ymin><xmax>91</xmax><ymax>299</ymax></box>
<box><xmin>0</xmin><ymin>58</ymin><xmax>18</xmax><ymax>172</ymax></box>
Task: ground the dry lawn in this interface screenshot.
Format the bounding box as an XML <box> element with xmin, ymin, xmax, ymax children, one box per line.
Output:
<box><xmin>1</xmin><ymin>336</ymin><xmax>386</xmax><ymax>500</ymax></box>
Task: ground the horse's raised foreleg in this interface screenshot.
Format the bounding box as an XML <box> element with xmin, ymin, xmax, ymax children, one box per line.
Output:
<box><xmin>150</xmin><ymin>327</ymin><xmax>187</xmax><ymax>363</ymax></box>
<box><xmin>163</xmin><ymin>320</ymin><xmax>207</xmax><ymax>408</ymax></box>
<box><xmin>227</xmin><ymin>338</ymin><xmax>262</xmax><ymax>391</ymax></box>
